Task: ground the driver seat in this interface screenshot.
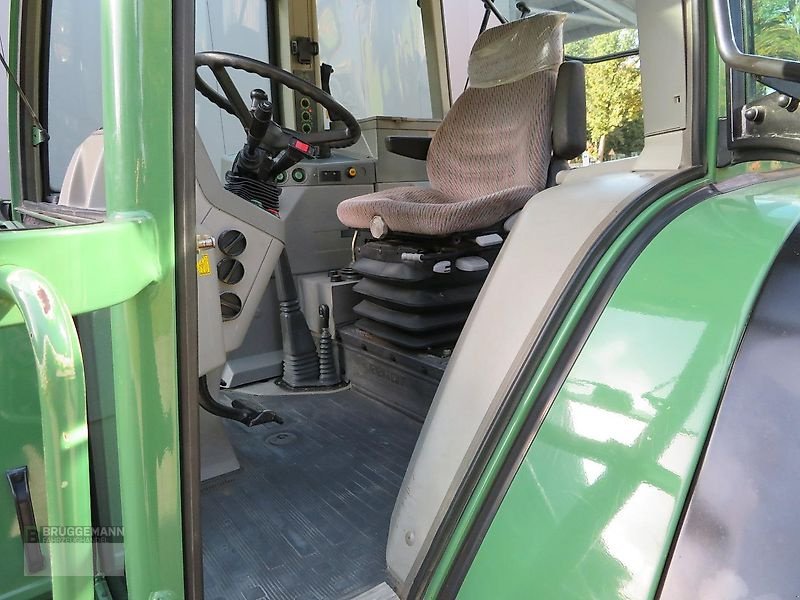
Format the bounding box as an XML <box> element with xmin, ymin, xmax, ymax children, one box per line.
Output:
<box><xmin>337</xmin><ymin>12</ymin><xmax>569</xmax><ymax>237</ymax></box>
<box><xmin>337</xmin><ymin>12</ymin><xmax>584</xmax><ymax>351</ymax></box>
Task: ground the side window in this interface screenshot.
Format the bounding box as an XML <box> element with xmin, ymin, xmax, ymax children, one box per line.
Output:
<box><xmin>723</xmin><ymin>0</ymin><xmax>800</xmax><ymax>152</ymax></box>
<box><xmin>747</xmin><ymin>0</ymin><xmax>800</xmax><ymax>62</ymax></box>
<box><xmin>316</xmin><ymin>0</ymin><xmax>433</xmax><ymax>120</ymax></box>
<box><xmin>441</xmin><ymin>3</ymin><xmax>642</xmax><ymax>166</ymax></box>
<box><xmin>47</xmin><ymin>0</ymin><xmax>103</xmax><ymax>192</ymax></box>
<box><xmin>743</xmin><ymin>0</ymin><xmax>800</xmax><ymax>105</ymax></box>
<box><xmin>565</xmin><ymin>30</ymin><xmax>643</xmax><ymax>165</ymax></box>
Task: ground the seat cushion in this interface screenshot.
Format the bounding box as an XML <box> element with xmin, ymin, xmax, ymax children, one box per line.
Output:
<box><xmin>336</xmin><ymin>184</ymin><xmax>538</xmax><ymax>237</ymax></box>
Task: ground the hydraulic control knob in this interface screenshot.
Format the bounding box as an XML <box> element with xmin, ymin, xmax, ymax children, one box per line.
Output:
<box><xmin>217</xmin><ymin>258</ymin><xmax>245</xmax><ymax>285</ymax></box>
<box><xmin>217</xmin><ymin>230</ymin><xmax>247</xmax><ymax>257</ymax></box>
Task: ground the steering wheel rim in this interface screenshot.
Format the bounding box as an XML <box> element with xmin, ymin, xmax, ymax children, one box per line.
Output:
<box><xmin>195</xmin><ymin>51</ymin><xmax>361</xmax><ymax>149</ymax></box>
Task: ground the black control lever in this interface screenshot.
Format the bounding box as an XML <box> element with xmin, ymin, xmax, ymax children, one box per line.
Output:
<box><xmin>198</xmin><ymin>376</ymin><xmax>283</xmax><ymax>427</ymax></box>
<box><xmin>320</xmin><ymin>63</ymin><xmax>340</xmax><ymax>122</ymax></box>
<box><xmin>321</xmin><ymin>63</ymin><xmax>334</xmax><ymax>95</ymax></box>
<box><xmin>267</xmin><ymin>139</ymin><xmax>319</xmax><ymax>178</ymax></box>
<box><xmin>246</xmin><ymin>89</ymin><xmax>273</xmax><ymax>152</ymax></box>
<box><xmin>231</xmin><ymin>398</ymin><xmax>284</xmax><ymax>426</ymax></box>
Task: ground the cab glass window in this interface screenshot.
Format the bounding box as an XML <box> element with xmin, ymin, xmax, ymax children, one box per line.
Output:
<box><xmin>195</xmin><ymin>0</ymin><xmax>274</xmax><ymax>177</ymax></box>
<box><xmin>316</xmin><ymin>0</ymin><xmax>433</xmax><ymax>120</ymax></box>
<box><xmin>747</xmin><ymin>0</ymin><xmax>800</xmax><ymax>61</ymax></box>
<box><xmin>444</xmin><ymin>1</ymin><xmax>642</xmax><ymax>165</ymax></box>
<box><xmin>565</xmin><ymin>30</ymin><xmax>643</xmax><ymax>164</ymax></box>
<box><xmin>47</xmin><ymin>0</ymin><xmax>102</xmax><ymax>191</ymax></box>
<box><xmin>726</xmin><ymin>0</ymin><xmax>800</xmax><ymax>151</ymax></box>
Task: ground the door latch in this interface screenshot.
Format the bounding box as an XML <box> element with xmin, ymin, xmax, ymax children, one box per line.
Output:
<box><xmin>6</xmin><ymin>466</ymin><xmax>46</xmax><ymax>573</ymax></box>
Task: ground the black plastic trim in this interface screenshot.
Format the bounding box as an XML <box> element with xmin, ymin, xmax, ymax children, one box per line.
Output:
<box><xmin>265</xmin><ymin>0</ymin><xmax>283</xmax><ymax>126</ymax></box>
<box><xmin>656</xmin><ymin>209</ymin><xmax>800</xmax><ymax>598</ymax></box>
<box><xmin>564</xmin><ymin>48</ymin><xmax>639</xmax><ymax>65</ymax></box>
<box><xmin>688</xmin><ymin>0</ymin><xmax>708</xmax><ymax>167</ymax></box>
<box><xmin>385</xmin><ymin>136</ymin><xmax>432</xmax><ymax>161</ymax></box>
<box><xmin>39</xmin><ymin>0</ymin><xmax>54</xmax><ymax>198</ymax></box>
<box><xmin>172</xmin><ymin>1</ymin><xmax>203</xmax><ymax>597</ymax></box>
<box><xmin>17</xmin><ymin>1</ymin><xmax>46</xmax><ymax>204</ymax></box>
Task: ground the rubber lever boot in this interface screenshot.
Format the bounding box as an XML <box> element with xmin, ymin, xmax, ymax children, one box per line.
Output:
<box><xmin>275</xmin><ymin>251</ymin><xmax>320</xmax><ymax>387</ymax></box>
<box><xmin>318</xmin><ymin>304</ymin><xmax>341</xmax><ymax>386</ymax></box>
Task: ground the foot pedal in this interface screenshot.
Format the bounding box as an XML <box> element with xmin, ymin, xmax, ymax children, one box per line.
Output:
<box><xmin>230</xmin><ymin>398</ymin><xmax>284</xmax><ymax>427</ymax></box>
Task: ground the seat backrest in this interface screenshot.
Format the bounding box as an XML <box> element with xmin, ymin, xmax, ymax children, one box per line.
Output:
<box><xmin>427</xmin><ymin>12</ymin><xmax>566</xmax><ymax>202</ymax></box>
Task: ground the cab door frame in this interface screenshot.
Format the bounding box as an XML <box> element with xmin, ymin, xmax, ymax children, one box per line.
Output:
<box><xmin>3</xmin><ymin>0</ymin><xmax>198</xmax><ymax>597</ymax></box>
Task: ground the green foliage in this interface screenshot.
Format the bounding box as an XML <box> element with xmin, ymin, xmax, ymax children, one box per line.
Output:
<box><xmin>752</xmin><ymin>0</ymin><xmax>800</xmax><ymax>60</ymax></box>
<box><xmin>566</xmin><ymin>29</ymin><xmax>644</xmax><ymax>161</ymax></box>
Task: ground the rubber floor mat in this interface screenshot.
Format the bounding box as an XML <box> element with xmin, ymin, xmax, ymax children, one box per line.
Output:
<box><xmin>201</xmin><ymin>389</ymin><xmax>422</xmax><ymax>600</ymax></box>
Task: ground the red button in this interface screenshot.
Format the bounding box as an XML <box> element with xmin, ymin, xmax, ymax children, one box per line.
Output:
<box><xmin>294</xmin><ymin>140</ymin><xmax>310</xmax><ymax>153</ymax></box>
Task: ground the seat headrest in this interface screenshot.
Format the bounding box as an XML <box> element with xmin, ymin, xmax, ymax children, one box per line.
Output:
<box><xmin>467</xmin><ymin>12</ymin><xmax>566</xmax><ymax>89</ymax></box>
<box><xmin>552</xmin><ymin>61</ymin><xmax>587</xmax><ymax>160</ymax></box>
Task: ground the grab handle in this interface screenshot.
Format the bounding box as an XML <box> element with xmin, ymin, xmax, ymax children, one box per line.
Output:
<box><xmin>0</xmin><ymin>266</ymin><xmax>93</xmax><ymax>600</ymax></box>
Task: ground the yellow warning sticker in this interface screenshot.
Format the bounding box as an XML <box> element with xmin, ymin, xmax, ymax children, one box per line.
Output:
<box><xmin>197</xmin><ymin>254</ymin><xmax>212</xmax><ymax>277</ymax></box>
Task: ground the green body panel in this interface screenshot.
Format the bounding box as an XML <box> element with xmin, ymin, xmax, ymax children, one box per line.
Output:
<box><xmin>0</xmin><ymin>267</ymin><xmax>93</xmax><ymax>599</ymax></box>
<box><xmin>423</xmin><ymin>178</ymin><xmax>709</xmax><ymax>599</ymax></box>
<box><xmin>0</xmin><ymin>324</ymin><xmax>49</xmax><ymax>600</ymax></box>
<box><xmin>0</xmin><ymin>219</ymin><xmax>160</xmax><ymax>328</ymax></box>
<box><xmin>459</xmin><ymin>177</ymin><xmax>800</xmax><ymax>598</ymax></box>
<box><xmin>425</xmin><ymin>15</ymin><xmax>724</xmax><ymax>595</ymax></box>
<box><xmin>0</xmin><ymin>1</ymin><xmax>183</xmax><ymax>598</ymax></box>
<box><xmin>101</xmin><ymin>1</ymin><xmax>185</xmax><ymax>598</ymax></box>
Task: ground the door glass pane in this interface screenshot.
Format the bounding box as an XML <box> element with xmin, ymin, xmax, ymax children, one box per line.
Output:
<box><xmin>47</xmin><ymin>0</ymin><xmax>102</xmax><ymax>192</ymax></box>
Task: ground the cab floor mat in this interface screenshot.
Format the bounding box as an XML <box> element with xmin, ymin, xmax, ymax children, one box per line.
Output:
<box><xmin>201</xmin><ymin>388</ymin><xmax>422</xmax><ymax>600</ymax></box>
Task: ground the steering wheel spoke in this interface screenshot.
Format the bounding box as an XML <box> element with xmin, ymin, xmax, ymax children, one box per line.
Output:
<box><xmin>195</xmin><ymin>51</ymin><xmax>361</xmax><ymax>149</ymax></box>
<box><xmin>209</xmin><ymin>64</ymin><xmax>252</xmax><ymax>127</ymax></box>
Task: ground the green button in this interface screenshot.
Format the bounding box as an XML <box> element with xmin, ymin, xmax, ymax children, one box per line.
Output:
<box><xmin>292</xmin><ymin>168</ymin><xmax>306</xmax><ymax>183</ymax></box>
<box><xmin>275</xmin><ymin>171</ymin><xmax>287</xmax><ymax>184</ymax></box>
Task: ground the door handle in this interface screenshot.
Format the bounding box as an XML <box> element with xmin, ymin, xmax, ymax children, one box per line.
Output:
<box><xmin>6</xmin><ymin>466</ymin><xmax>45</xmax><ymax>573</ymax></box>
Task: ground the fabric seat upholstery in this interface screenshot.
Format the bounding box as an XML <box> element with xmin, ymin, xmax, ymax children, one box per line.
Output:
<box><xmin>337</xmin><ymin>13</ymin><xmax>566</xmax><ymax>237</ymax></box>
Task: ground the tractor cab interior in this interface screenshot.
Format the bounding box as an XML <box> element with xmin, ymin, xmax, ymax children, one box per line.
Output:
<box><xmin>7</xmin><ymin>0</ymin><xmax>699</xmax><ymax>597</ymax></box>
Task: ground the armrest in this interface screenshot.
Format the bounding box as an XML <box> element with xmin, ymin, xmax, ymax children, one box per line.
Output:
<box><xmin>385</xmin><ymin>135</ymin><xmax>433</xmax><ymax>161</ymax></box>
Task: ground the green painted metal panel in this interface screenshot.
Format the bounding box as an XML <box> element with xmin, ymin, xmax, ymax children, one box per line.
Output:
<box><xmin>0</xmin><ymin>219</ymin><xmax>160</xmax><ymax>329</ymax></box>
<box><xmin>100</xmin><ymin>0</ymin><xmax>185</xmax><ymax>598</ymax></box>
<box><xmin>0</xmin><ymin>0</ymin><xmax>183</xmax><ymax>597</ymax></box>
<box><xmin>0</xmin><ymin>323</ymin><xmax>50</xmax><ymax>600</ymax></box>
<box><xmin>458</xmin><ymin>178</ymin><xmax>800</xmax><ymax>599</ymax></box>
<box><xmin>0</xmin><ymin>266</ymin><xmax>93</xmax><ymax>599</ymax></box>
<box><xmin>423</xmin><ymin>179</ymin><xmax>710</xmax><ymax>600</ymax></box>
<box><xmin>424</xmin><ymin>11</ymin><xmax>725</xmax><ymax>595</ymax></box>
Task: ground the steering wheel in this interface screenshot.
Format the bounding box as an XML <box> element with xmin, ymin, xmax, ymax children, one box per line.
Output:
<box><xmin>195</xmin><ymin>51</ymin><xmax>361</xmax><ymax>150</ymax></box>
